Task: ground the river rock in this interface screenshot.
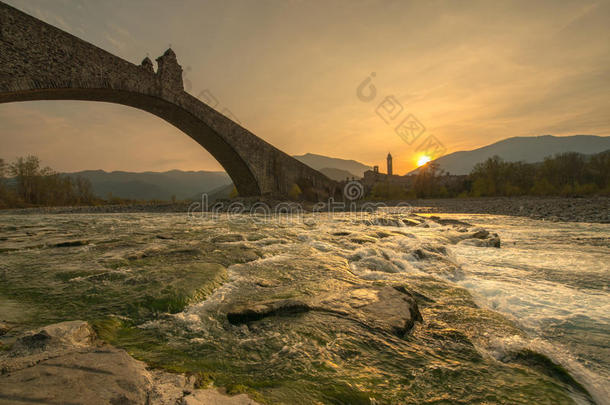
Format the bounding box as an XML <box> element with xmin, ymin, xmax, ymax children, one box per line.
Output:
<box><xmin>211</xmin><ymin>234</ymin><xmax>245</xmax><ymax>243</ymax></box>
<box><xmin>372</xmin><ymin>217</ymin><xmax>403</xmax><ymax>227</ymax></box>
<box><xmin>457</xmin><ymin>228</ymin><xmax>501</xmax><ymax>248</ymax></box>
<box><xmin>8</xmin><ymin>320</ymin><xmax>95</xmax><ymax>359</ymax></box>
<box><xmin>350</xmin><ymin>235</ymin><xmax>378</xmax><ymax>244</ymax></box>
<box><xmin>459</xmin><ymin>236</ymin><xmax>501</xmax><ymax>248</ymax></box>
<box><xmin>343</xmin><ymin>285</ymin><xmax>422</xmax><ymax>336</ymax></box>
<box><xmin>402</xmin><ymin>218</ymin><xmax>422</xmax><ymax>227</ymax></box>
<box><xmin>182</xmin><ymin>389</ymin><xmax>261</xmax><ymax>405</ymax></box>
<box><xmin>0</xmin><ymin>321</ymin><xmax>261</xmax><ymax>405</ymax></box>
<box><xmin>224</xmin><ymin>285</ymin><xmax>422</xmax><ymax>337</ymax></box>
<box><xmin>442</xmin><ymin>226</ymin><xmax>501</xmax><ymax>248</ymax></box>
<box><xmin>227</xmin><ymin>299</ymin><xmax>311</xmax><ymax>325</ymax></box>
<box><xmin>51</xmin><ymin>239</ymin><xmax>89</xmax><ymax>248</ymax></box>
<box><xmin>469</xmin><ymin>228</ymin><xmax>490</xmax><ymax>239</ymax></box>
<box><xmin>1</xmin><ymin>346</ymin><xmax>157</xmax><ymax>404</ymax></box>
<box><xmin>428</xmin><ymin>216</ymin><xmax>473</xmax><ymax>227</ymax></box>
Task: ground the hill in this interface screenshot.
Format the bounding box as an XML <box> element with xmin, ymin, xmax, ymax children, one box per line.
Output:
<box><xmin>411</xmin><ymin>135</ymin><xmax>610</xmax><ymax>175</ymax></box>
<box><xmin>318</xmin><ymin>167</ymin><xmax>358</xmax><ymax>181</ymax></box>
<box><xmin>63</xmin><ymin>154</ymin><xmax>374</xmax><ymax>201</ymax></box>
<box><xmin>293</xmin><ymin>153</ymin><xmax>372</xmax><ymax>177</ymax></box>
<box><xmin>66</xmin><ymin>170</ymin><xmax>231</xmax><ymax>201</ymax></box>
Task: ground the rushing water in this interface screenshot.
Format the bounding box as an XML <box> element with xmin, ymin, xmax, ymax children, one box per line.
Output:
<box><xmin>0</xmin><ymin>211</ymin><xmax>608</xmax><ymax>404</ymax></box>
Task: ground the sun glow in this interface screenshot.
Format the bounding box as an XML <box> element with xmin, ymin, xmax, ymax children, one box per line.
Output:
<box><xmin>417</xmin><ymin>155</ymin><xmax>431</xmax><ymax>167</ymax></box>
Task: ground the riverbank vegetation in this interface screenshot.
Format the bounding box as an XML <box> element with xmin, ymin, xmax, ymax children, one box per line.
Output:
<box><xmin>469</xmin><ymin>150</ymin><xmax>610</xmax><ymax>197</ymax></box>
<box><xmin>0</xmin><ymin>156</ymin><xmax>173</xmax><ymax>209</ymax></box>
<box><xmin>369</xmin><ymin>150</ymin><xmax>610</xmax><ymax>199</ymax></box>
<box><xmin>0</xmin><ymin>156</ymin><xmax>96</xmax><ymax>209</ymax></box>
<box><xmin>3</xmin><ymin>151</ymin><xmax>609</xmax><ymax>209</ymax></box>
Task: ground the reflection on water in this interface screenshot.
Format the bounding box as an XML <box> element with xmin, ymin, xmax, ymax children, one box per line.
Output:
<box><xmin>0</xmin><ymin>212</ymin><xmax>607</xmax><ymax>404</ymax></box>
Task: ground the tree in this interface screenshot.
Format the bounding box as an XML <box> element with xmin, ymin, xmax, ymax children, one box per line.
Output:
<box><xmin>1</xmin><ymin>156</ymin><xmax>97</xmax><ymax>207</ymax></box>
<box><xmin>466</xmin><ymin>151</ymin><xmax>610</xmax><ymax>197</ymax></box>
<box><xmin>0</xmin><ymin>158</ymin><xmax>9</xmax><ymax>208</ymax></box>
<box><xmin>74</xmin><ymin>176</ymin><xmax>94</xmax><ymax>204</ymax></box>
<box><xmin>589</xmin><ymin>150</ymin><xmax>610</xmax><ymax>189</ymax></box>
<box><xmin>9</xmin><ymin>155</ymin><xmax>42</xmax><ymax>204</ymax></box>
<box><xmin>469</xmin><ymin>156</ymin><xmax>504</xmax><ymax>196</ymax></box>
<box><xmin>413</xmin><ymin>162</ymin><xmax>444</xmax><ymax>198</ymax></box>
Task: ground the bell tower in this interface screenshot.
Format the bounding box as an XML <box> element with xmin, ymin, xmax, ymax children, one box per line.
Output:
<box><xmin>387</xmin><ymin>153</ymin><xmax>393</xmax><ymax>176</ymax></box>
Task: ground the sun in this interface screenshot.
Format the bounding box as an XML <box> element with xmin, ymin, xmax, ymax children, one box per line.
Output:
<box><xmin>417</xmin><ymin>155</ymin><xmax>431</xmax><ymax>167</ymax></box>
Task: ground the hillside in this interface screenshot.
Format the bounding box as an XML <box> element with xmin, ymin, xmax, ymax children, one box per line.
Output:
<box><xmin>67</xmin><ymin>170</ymin><xmax>231</xmax><ymax>201</ymax></box>
<box><xmin>293</xmin><ymin>153</ymin><xmax>372</xmax><ymax>177</ymax></box>
<box><xmin>318</xmin><ymin>167</ymin><xmax>358</xmax><ymax>181</ymax></box>
<box><xmin>62</xmin><ymin>154</ymin><xmax>375</xmax><ymax>201</ymax></box>
<box><xmin>412</xmin><ymin>135</ymin><xmax>610</xmax><ymax>175</ymax></box>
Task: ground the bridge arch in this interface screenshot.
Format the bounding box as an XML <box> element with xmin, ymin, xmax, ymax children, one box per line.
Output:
<box><xmin>0</xmin><ymin>2</ymin><xmax>336</xmax><ymax>199</ymax></box>
<box><xmin>2</xmin><ymin>86</ymin><xmax>262</xmax><ymax>196</ymax></box>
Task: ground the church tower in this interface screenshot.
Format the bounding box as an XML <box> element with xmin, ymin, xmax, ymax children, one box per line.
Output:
<box><xmin>387</xmin><ymin>153</ymin><xmax>393</xmax><ymax>176</ymax></box>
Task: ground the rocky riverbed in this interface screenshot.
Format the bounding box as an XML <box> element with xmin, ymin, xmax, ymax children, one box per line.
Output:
<box><xmin>0</xmin><ymin>211</ymin><xmax>606</xmax><ymax>404</ymax></box>
<box><xmin>2</xmin><ymin>196</ymin><xmax>608</xmax><ymax>223</ymax></box>
<box><xmin>404</xmin><ymin>196</ymin><xmax>610</xmax><ymax>223</ymax></box>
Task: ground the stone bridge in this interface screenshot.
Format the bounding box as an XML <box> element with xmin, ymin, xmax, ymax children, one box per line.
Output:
<box><xmin>0</xmin><ymin>2</ymin><xmax>338</xmax><ymax>200</ymax></box>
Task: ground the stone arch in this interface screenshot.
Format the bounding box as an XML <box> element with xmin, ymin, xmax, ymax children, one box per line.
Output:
<box><xmin>1</xmin><ymin>87</ymin><xmax>263</xmax><ymax>196</ymax></box>
<box><xmin>0</xmin><ymin>1</ymin><xmax>336</xmax><ymax>199</ymax></box>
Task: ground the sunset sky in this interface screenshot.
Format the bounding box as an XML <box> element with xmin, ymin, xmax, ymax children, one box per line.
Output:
<box><xmin>1</xmin><ymin>0</ymin><xmax>609</xmax><ymax>175</ymax></box>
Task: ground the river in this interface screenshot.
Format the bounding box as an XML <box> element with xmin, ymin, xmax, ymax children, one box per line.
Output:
<box><xmin>0</xmin><ymin>211</ymin><xmax>608</xmax><ymax>404</ymax></box>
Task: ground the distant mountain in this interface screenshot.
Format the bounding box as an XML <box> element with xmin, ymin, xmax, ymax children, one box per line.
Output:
<box><xmin>64</xmin><ymin>154</ymin><xmax>373</xmax><ymax>201</ymax></box>
<box><xmin>67</xmin><ymin>170</ymin><xmax>231</xmax><ymax>201</ymax></box>
<box><xmin>293</xmin><ymin>153</ymin><xmax>372</xmax><ymax>177</ymax></box>
<box><xmin>188</xmin><ymin>167</ymin><xmax>356</xmax><ymax>202</ymax></box>
<box><xmin>318</xmin><ymin>167</ymin><xmax>358</xmax><ymax>181</ymax></box>
<box><xmin>201</xmin><ymin>183</ymin><xmax>235</xmax><ymax>202</ymax></box>
<box><xmin>411</xmin><ymin>135</ymin><xmax>610</xmax><ymax>175</ymax></box>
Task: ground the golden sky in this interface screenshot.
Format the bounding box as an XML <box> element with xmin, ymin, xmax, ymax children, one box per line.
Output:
<box><xmin>1</xmin><ymin>0</ymin><xmax>609</xmax><ymax>174</ymax></box>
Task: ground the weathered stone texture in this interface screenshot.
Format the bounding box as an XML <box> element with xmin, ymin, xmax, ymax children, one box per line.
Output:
<box><xmin>0</xmin><ymin>321</ymin><xmax>262</xmax><ymax>405</ymax></box>
<box><xmin>0</xmin><ymin>1</ymin><xmax>337</xmax><ymax>199</ymax></box>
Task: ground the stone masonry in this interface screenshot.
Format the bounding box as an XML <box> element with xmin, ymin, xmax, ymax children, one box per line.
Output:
<box><xmin>0</xmin><ymin>2</ymin><xmax>337</xmax><ymax>199</ymax></box>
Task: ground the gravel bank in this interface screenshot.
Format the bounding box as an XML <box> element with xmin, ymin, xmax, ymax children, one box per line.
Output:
<box><xmin>1</xmin><ymin>197</ymin><xmax>608</xmax><ymax>223</ymax></box>
<box><xmin>403</xmin><ymin>196</ymin><xmax>609</xmax><ymax>223</ymax></box>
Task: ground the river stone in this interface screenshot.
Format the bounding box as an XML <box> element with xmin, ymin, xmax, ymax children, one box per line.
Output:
<box><xmin>469</xmin><ymin>228</ymin><xmax>490</xmax><ymax>239</ymax></box>
<box><xmin>48</xmin><ymin>238</ymin><xmax>89</xmax><ymax>248</ymax></box>
<box><xmin>224</xmin><ymin>285</ymin><xmax>422</xmax><ymax>337</ymax></box>
<box><xmin>428</xmin><ymin>216</ymin><xmax>473</xmax><ymax>227</ymax></box>
<box><xmin>182</xmin><ymin>389</ymin><xmax>261</xmax><ymax>405</ymax></box>
<box><xmin>459</xmin><ymin>236</ymin><xmax>501</xmax><ymax>248</ymax></box>
<box><xmin>457</xmin><ymin>228</ymin><xmax>501</xmax><ymax>248</ymax></box>
<box><xmin>350</xmin><ymin>236</ymin><xmax>378</xmax><ymax>244</ymax></box>
<box><xmin>11</xmin><ymin>320</ymin><xmax>95</xmax><ymax>356</ymax></box>
<box><xmin>0</xmin><ymin>321</ymin><xmax>262</xmax><ymax>405</ymax></box>
<box><xmin>211</xmin><ymin>234</ymin><xmax>244</xmax><ymax>243</ymax></box>
<box><xmin>371</xmin><ymin>217</ymin><xmax>403</xmax><ymax>227</ymax></box>
<box><xmin>443</xmin><ymin>226</ymin><xmax>501</xmax><ymax>248</ymax></box>
<box><xmin>227</xmin><ymin>300</ymin><xmax>311</xmax><ymax>324</ymax></box>
<box><xmin>317</xmin><ymin>285</ymin><xmax>423</xmax><ymax>337</ymax></box>
<box><xmin>0</xmin><ymin>347</ymin><xmax>155</xmax><ymax>405</ymax></box>
<box><xmin>402</xmin><ymin>218</ymin><xmax>421</xmax><ymax>227</ymax></box>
